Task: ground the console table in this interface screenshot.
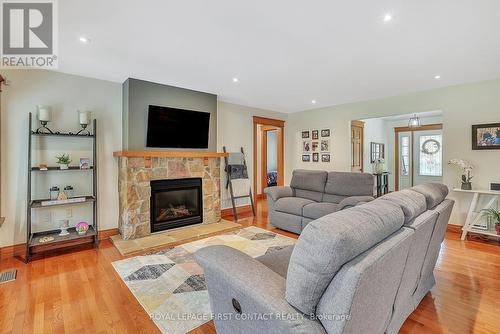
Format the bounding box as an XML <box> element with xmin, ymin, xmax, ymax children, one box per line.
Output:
<box><xmin>374</xmin><ymin>172</ymin><xmax>389</xmax><ymax>197</ymax></box>
<box><xmin>454</xmin><ymin>188</ymin><xmax>500</xmax><ymax>240</ymax></box>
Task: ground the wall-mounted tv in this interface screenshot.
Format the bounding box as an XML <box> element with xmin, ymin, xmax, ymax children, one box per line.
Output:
<box><xmin>146</xmin><ymin>105</ymin><xmax>210</xmax><ymax>149</ymax></box>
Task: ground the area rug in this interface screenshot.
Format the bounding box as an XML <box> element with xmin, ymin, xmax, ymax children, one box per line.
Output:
<box><xmin>112</xmin><ymin>226</ymin><xmax>296</xmax><ymax>334</ymax></box>
<box><xmin>110</xmin><ymin>219</ymin><xmax>241</xmax><ymax>255</ymax></box>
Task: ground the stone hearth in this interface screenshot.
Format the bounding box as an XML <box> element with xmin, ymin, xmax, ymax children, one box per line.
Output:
<box><xmin>117</xmin><ymin>156</ymin><xmax>221</xmax><ymax>239</ymax></box>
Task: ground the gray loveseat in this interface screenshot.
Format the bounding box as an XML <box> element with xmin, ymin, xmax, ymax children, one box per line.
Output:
<box><xmin>195</xmin><ymin>183</ymin><xmax>454</xmax><ymax>334</ymax></box>
<box><xmin>265</xmin><ymin>169</ymin><xmax>375</xmax><ymax>234</ymax></box>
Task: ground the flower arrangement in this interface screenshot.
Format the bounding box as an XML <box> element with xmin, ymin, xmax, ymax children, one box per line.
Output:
<box><xmin>55</xmin><ymin>154</ymin><xmax>72</xmax><ymax>169</ymax></box>
<box><xmin>448</xmin><ymin>159</ymin><xmax>473</xmax><ymax>190</ymax></box>
<box><xmin>75</xmin><ymin>221</ymin><xmax>89</xmax><ymax>235</ymax></box>
<box><xmin>373</xmin><ymin>158</ymin><xmax>386</xmax><ymax>174</ymax></box>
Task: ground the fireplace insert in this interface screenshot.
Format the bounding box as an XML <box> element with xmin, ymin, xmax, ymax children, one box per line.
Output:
<box><xmin>150</xmin><ymin>178</ymin><xmax>203</xmax><ymax>232</ymax></box>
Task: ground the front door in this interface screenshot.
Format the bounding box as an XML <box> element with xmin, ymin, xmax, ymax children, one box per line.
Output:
<box><xmin>413</xmin><ymin>129</ymin><xmax>443</xmax><ymax>186</ymax></box>
<box><xmin>397</xmin><ymin>127</ymin><xmax>443</xmax><ymax>190</ymax></box>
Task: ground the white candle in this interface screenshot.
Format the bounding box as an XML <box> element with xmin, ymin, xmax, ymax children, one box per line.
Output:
<box><xmin>79</xmin><ymin>110</ymin><xmax>90</xmax><ymax>125</ymax></box>
<box><xmin>37</xmin><ymin>105</ymin><xmax>51</xmax><ymax>122</ymax></box>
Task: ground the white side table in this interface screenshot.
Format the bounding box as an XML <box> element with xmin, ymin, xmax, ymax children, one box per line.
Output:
<box><xmin>453</xmin><ymin>188</ymin><xmax>500</xmax><ymax>240</ymax></box>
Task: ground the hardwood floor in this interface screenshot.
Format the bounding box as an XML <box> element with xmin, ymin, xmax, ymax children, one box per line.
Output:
<box><xmin>1</xmin><ymin>200</ymin><xmax>499</xmax><ymax>334</ymax></box>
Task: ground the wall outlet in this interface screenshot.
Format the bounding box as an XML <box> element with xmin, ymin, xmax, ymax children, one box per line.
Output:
<box><xmin>65</xmin><ymin>208</ymin><xmax>72</xmax><ymax>218</ymax></box>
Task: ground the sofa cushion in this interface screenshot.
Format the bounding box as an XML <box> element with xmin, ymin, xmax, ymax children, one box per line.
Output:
<box><xmin>256</xmin><ymin>245</ymin><xmax>294</xmax><ymax>278</ymax></box>
<box><xmin>325</xmin><ymin>172</ymin><xmax>374</xmax><ymax>197</ymax></box>
<box><xmin>411</xmin><ymin>183</ymin><xmax>449</xmax><ymax>209</ymax></box>
<box><xmin>321</xmin><ymin>193</ymin><xmax>348</xmax><ymax>204</ymax></box>
<box><xmin>302</xmin><ymin>202</ymin><xmax>338</xmax><ymax>220</ymax></box>
<box><xmin>379</xmin><ymin>189</ymin><xmax>427</xmax><ymax>224</ymax></box>
<box><xmin>286</xmin><ymin>199</ymin><xmax>405</xmax><ymax>315</ymax></box>
<box><xmin>290</xmin><ymin>169</ymin><xmax>327</xmax><ymax>193</ymax></box>
<box><xmin>275</xmin><ymin>197</ymin><xmax>315</xmax><ymax>216</ymax></box>
<box><xmin>294</xmin><ymin>189</ymin><xmax>324</xmax><ymax>202</ymax></box>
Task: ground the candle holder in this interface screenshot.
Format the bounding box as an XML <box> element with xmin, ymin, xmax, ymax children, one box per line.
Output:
<box><xmin>35</xmin><ymin>105</ymin><xmax>54</xmax><ymax>134</ymax></box>
<box><xmin>76</xmin><ymin>110</ymin><xmax>91</xmax><ymax>135</ymax></box>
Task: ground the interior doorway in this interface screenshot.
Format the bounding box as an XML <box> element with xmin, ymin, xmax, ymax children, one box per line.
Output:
<box><xmin>395</xmin><ymin>124</ymin><xmax>443</xmax><ymax>190</ymax></box>
<box><xmin>351</xmin><ymin>111</ymin><xmax>443</xmax><ymax>192</ymax></box>
<box><xmin>351</xmin><ymin>120</ymin><xmax>364</xmax><ymax>172</ymax></box>
<box><xmin>253</xmin><ymin>116</ymin><xmax>285</xmax><ymax>201</ymax></box>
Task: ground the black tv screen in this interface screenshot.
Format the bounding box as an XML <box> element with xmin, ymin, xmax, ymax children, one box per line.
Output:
<box><xmin>146</xmin><ymin>105</ymin><xmax>210</xmax><ymax>149</ymax></box>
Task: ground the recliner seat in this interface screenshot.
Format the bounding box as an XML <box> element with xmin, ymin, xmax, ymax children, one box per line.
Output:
<box><xmin>195</xmin><ymin>183</ymin><xmax>454</xmax><ymax>334</ymax></box>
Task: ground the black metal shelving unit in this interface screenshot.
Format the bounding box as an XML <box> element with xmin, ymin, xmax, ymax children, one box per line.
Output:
<box><xmin>26</xmin><ymin>112</ymin><xmax>98</xmax><ymax>262</ymax></box>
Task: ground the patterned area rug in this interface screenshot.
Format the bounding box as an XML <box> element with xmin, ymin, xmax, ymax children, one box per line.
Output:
<box><xmin>112</xmin><ymin>226</ymin><xmax>296</xmax><ymax>334</ymax></box>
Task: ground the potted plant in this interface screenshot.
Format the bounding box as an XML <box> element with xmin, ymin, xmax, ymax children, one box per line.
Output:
<box><xmin>55</xmin><ymin>154</ymin><xmax>71</xmax><ymax>170</ymax></box>
<box><xmin>482</xmin><ymin>208</ymin><xmax>500</xmax><ymax>234</ymax></box>
<box><xmin>448</xmin><ymin>159</ymin><xmax>473</xmax><ymax>190</ymax></box>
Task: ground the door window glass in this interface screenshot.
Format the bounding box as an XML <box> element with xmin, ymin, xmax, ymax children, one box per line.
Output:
<box><xmin>401</xmin><ymin>136</ymin><xmax>410</xmax><ymax>176</ymax></box>
<box><xmin>419</xmin><ymin>135</ymin><xmax>442</xmax><ymax>176</ymax></box>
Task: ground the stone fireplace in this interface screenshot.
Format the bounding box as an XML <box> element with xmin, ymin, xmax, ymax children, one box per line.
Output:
<box><xmin>115</xmin><ymin>152</ymin><xmax>226</xmax><ymax>239</ymax></box>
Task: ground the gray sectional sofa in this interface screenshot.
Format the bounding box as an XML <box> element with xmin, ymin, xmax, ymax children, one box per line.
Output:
<box><xmin>265</xmin><ymin>169</ymin><xmax>375</xmax><ymax>234</ymax></box>
<box><xmin>195</xmin><ymin>183</ymin><xmax>454</xmax><ymax>334</ymax></box>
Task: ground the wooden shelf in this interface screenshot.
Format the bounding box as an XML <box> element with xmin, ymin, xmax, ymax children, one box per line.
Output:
<box><xmin>31</xmin><ymin>131</ymin><xmax>94</xmax><ymax>138</ymax></box>
<box><xmin>113</xmin><ymin>151</ymin><xmax>228</xmax><ymax>158</ymax></box>
<box><xmin>31</xmin><ymin>166</ymin><xmax>93</xmax><ymax>171</ymax></box>
<box><xmin>26</xmin><ymin>114</ymin><xmax>98</xmax><ymax>262</ymax></box>
<box><xmin>29</xmin><ymin>226</ymin><xmax>96</xmax><ymax>253</ymax></box>
<box><xmin>30</xmin><ymin>196</ymin><xmax>96</xmax><ymax>208</ymax></box>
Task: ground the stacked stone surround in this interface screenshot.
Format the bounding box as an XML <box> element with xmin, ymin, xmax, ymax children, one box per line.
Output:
<box><xmin>118</xmin><ymin>156</ymin><xmax>221</xmax><ymax>239</ymax></box>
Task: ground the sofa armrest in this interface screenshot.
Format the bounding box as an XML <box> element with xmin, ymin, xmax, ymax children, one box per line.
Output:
<box><xmin>264</xmin><ymin>186</ymin><xmax>294</xmax><ymax>202</ymax></box>
<box><xmin>337</xmin><ymin>196</ymin><xmax>375</xmax><ymax>211</ymax></box>
<box><xmin>195</xmin><ymin>245</ymin><xmax>325</xmax><ymax>333</ymax></box>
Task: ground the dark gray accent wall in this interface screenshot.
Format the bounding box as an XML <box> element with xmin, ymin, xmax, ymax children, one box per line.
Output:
<box><xmin>122</xmin><ymin>78</ymin><xmax>217</xmax><ymax>151</ymax></box>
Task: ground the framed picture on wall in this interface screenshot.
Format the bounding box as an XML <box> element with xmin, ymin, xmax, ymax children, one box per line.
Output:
<box><xmin>312</xmin><ymin>130</ymin><xmax>319</xmax><ymax>140</ymax></box>
<box><xmin>311</xmin><ymin>141</ymin><xmax>319</xmax><ymax>152</ymax></box>
<box><xmin>303</xmin><ymin>140</ymin><xmax>311</xmax><ymax>152</ymax></box>
<box><xmin>472</xmin><ymin>123</ymin><xmax>500</xmax><ymax>150</ymax></box>
<box><xmin>301</xmin><ymin>131</ymin><xmax>310</xmax><ymax>139</ymax></box>
<box><xmin>321</xmin><ymin>129</ymin><xmax>330</xmax><ymax>137</ymax></box>
<box><xmin>302</xmin><ymin>154</ymin><xmax>311</xmax><ymax>162</ymax></box>
<box><xmin>321</xmin><ymin>139</ymin><xmax>330</xmax><ymax>152</ymax></box>
<box><xmin>321</xmin><ymin>154</ymin><xmax>331</xmax><ymax>162</ymax></box>
<box><xmin>312</xmin><ymin>153</ymin><xmax>319</xmax><ymax>162</ymax></box>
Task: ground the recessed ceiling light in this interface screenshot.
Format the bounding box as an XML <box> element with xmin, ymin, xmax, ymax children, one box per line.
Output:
<box><xmin>232</xmin><ymin>77</ymin><xmax>239</xmax><ymax>83</ymax></box>
<box><xmin>311</xmin><ymin>100</ymin><xmax>317</xmax><ymax>104</ymax></box>
<box><xmin>383</xmin><ymin>14</ymin><xmax>393</xmax><ymax>22</ymax></box>
<box><xmin>434</xmin><ymin>75</ymin><xmax>441</xmax><ymax>79</ymax></box>
<box><xmin>79</xmin><ymin>36</ymin><xmax>90</xmax><ymax>44</ymax></box>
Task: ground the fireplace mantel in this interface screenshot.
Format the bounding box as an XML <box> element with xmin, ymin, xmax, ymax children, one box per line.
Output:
<box><xmin>113</xmin><ymin>151</ymin><xmax>228</xmax><ymax>158</ymax></box>
<box><xmin>113</xmin><ymin>151</ymin><xmax>228</xmax><ymax>166</ymax></box>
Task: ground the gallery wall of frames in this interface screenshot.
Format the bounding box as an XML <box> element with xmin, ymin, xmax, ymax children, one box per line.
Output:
<box><xmin>301</xmin><ymin>129</ymin><xmax>331</xmax><ymax>163</ymax></box>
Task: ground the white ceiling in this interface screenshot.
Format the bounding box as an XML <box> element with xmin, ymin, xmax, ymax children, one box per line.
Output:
<box><xmin>58</xmin><ymin>0</ymin><xmax>500</xmax><ymax>113</ymax></box>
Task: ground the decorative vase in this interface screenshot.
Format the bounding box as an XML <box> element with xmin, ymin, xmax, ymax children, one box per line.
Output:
<box><xmin>77</xmin><ymin>230</ymin><xmax>87</xmax><ymax>236</ymax></box>
<box><xmin>461</xmin><ymin>182</ymin><xmax>472</xmax><ymax>190</ymax></box>
<box><xmin>59</xmin><ymin>163</ymin><xmax>69</xmax><ymax>170</ymax></box>
<box><xmin>496</xmin><ymin>224</ymin><xmax>500</xmax><ymax>235</ymax></box>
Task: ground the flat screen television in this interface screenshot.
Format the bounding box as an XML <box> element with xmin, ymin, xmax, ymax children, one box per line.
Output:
<box><xmin>146</xmin><ymin>105</ymin><xmax>210</xmax><ymax>149</ymax></box>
